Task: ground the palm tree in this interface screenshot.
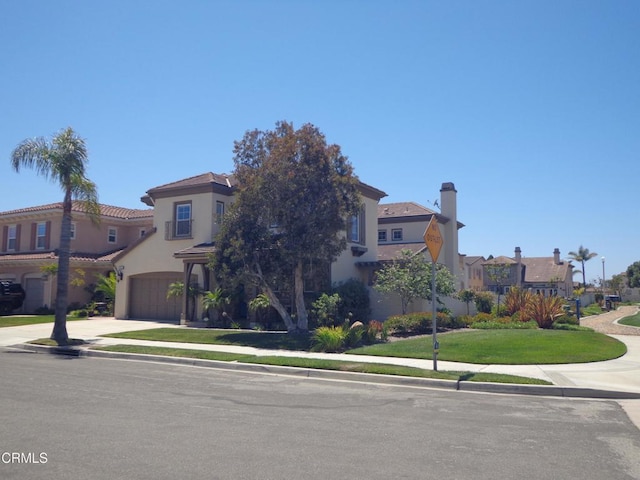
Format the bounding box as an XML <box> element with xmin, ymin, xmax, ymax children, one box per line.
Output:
<box><xmin>11</xmin><ymin>127</ymin><xmax>100</xmax><ymax>345</ymax></box>
<box><xmin>568</xmin><ymin>245</ymin><xmax>598</xmax><ymax>289</ymax></box>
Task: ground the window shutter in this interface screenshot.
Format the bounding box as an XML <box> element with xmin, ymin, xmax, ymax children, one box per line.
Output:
<box><xmin>45</xmin><ymin>221</ymin><xmax>51</xmax><ymax>249</ymax></box>
<box><xmin>30</xmin><ymin>223</ymin><xmax>36</xmax><ymax>250</ymax></box>
<box><xmin>360</xmin><ymin>207</ymin><xmax>366</xmax><ymax>245</ymax></box>
<box><xmin>1</xmin><ymin>226</ymin><xmax>7</xmax><ymax>252</ymax></box>
<box><xmin>15</xmin><ymin>224</ymin><xmax>21</xmax><ymax>252</ymax></box>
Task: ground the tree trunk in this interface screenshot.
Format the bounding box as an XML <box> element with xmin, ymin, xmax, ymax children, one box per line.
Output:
<box><xmin>293</xmin><ymin>260</ymin><xmax>308</xmax><ymax>331</ymax></box>
<box><xmin>51</xmin><ymin>190</ymin><xmax>72</xmax><ymax>345</ymax></box>
<box><xmin>261</xmin><ymin>283</ymin><xmax>295</xmax><ymax>332</ymax></box>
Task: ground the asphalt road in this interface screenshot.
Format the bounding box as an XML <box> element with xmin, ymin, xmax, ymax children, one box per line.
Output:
<box><xmin>1</xmin><ymin>350</ymin><xmax>640</xmax><ymax>480</ymax></box>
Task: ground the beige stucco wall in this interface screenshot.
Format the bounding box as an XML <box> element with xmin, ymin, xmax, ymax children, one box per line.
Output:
<box><xmin>113</xmin><ymin>191</ymin><xmax>217</xmax><ymax>319</ymax></box>
<box><xmin>331</xmin><ymin>195</ymin><xmax>379</xmax><ymax>284</ymax></box>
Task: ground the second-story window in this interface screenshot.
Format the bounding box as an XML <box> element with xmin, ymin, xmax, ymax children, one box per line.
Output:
<box><xmin>216</xmin><ymin>201</ymin><xmax>225</xmax><ymax>224</ymax></box>
<box><xmin>70</xmin><ymin>222</ymin><xmax>76</xmax><ymax>240</ymax></box>
<box><xmin>108</xmin><ymin>227</ymin><xmax>117</xmax><ymax>244</ymax></box>
<box><xmin>175</xmin><ymin>203</ymin><xmax>192</xmax><ymax>237</ymax></box>
<box><xmin>36</xmin><ymin>222</ymin><xmax>47</xmax><ymax>249</ymax></box>
<box><xmin>392</xmin><ymin>228</ymin><xmax>403</xmax><ymax>241</ymax></box>
<box><xmin>7</xmin><ymin>225</ymin><xmax>17</xmax><ymax>251</ymax></box>
<box><xmin>378</xmin><ymin>230</ymin><xmax>387</xmax><ymax>242</ymax></box>
<box><xmin>349</xmin><ymin>213</ymin><xmax>360</xmax><ymax>243</ymax></box>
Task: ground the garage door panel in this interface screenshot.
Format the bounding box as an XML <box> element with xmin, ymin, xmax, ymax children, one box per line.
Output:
<box><xmin>129</xmin><ymin>274</ymin><xmax>181</xmax><ymax>321</ymax></box>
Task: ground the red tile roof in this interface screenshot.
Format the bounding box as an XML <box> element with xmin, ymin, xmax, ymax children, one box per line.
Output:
<box><xmin>146</xmin><ymin>172</ymin><xmax>237</xmax><ymax>194</ymax></box>
<box><xmin>0</xmin><ymin>201</ymin><xmax>152</xmax><ymax>219</ymax></box>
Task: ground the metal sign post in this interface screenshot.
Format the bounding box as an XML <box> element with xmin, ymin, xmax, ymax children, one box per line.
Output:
<box><xmin>423</xmin><ymin>216</ymin><xmax>443</xmax><ymax>371</ymax></box>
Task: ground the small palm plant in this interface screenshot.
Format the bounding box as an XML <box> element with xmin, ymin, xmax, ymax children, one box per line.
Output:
<box><xmin>504</xmin><ymin>287</ymin><xmax>532</xmax><ymax>317</ymax></box>
<box><xmin>167</xmin><ymin>281</ymin><xmax>203</xmax><ymax>322</ymax></box>
<box><xmin>248</xmin><ymin>293</ymin><xmax>271</xmax><ymax>330</ymax></box>
<box><xmin>522</xmin><ymin>294</ymin><xmax>565</xmax><ymax>329</ymax></box>
<box><xmin>202</xmin><ymin>288</ymin><xmax>231</xmax><ymax>327</ymax></box>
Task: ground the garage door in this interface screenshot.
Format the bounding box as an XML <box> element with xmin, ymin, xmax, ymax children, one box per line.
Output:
<box><xmin>129</xmin><ymin>274</ymin><xmax>182</xmax><ymax>321</ymax></box>
<box><xmin>24</xmin><ymin>278</ymin><xmax>44</xmax><ymax>314</ymax></box>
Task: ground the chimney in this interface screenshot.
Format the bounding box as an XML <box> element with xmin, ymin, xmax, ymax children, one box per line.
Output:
<box><xmin>440</xmin><ymin>182</ymin><xmax>459</xmax><ymax>281</ymax></box>
<box><xmin>553</xmin><ymin>248</ymin><xmax>560</xmax><ymax>265</ymax></box>
<box><xmin>515</xmin><ymin>246</ymin><xmax>521</xmax><ymax>263</ymax></box>
<box><xmin>515</xmin><ymin>247</ymin><xmax>522</xmax><ymax>287</ymax></box>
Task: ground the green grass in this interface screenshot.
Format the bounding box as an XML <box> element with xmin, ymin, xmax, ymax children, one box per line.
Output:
<box><xmin>348</xmin><ymin>329</ymin><xmax>627</xmax><ymax>364</ymax></box>
<box><xmin>30</xmin><ymin>337</ymin><xmax>88</xmax><ymax>346</ymax></box>
<box><xmin>105</xmin><ymin>326</ymin><xmax>627</xmax><ymax>365</ymax></box>
<box><xmin>92</xmin><ymin>344</ymin><xmax>551</xmax><ymax>385</ymax></box>
<box><xmin>103</xmin><ymin>327</ymin><xmax>312</xmax><ymax>351</ymax></box>
<box><xmin>0</xmin><ymin>315</ymin><xmax>86</xmax><ymax>328</ymax></box>
<box><xmin>619</xmin><ymin>312</ymin><xmax>640</xmax><ymax>327</ymax></box>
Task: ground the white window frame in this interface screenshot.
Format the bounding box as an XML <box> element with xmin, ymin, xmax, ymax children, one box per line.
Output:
<box><xmin>36</xmin><ymin>222</ymin><xmax>47</xmax><ymax>249</ymax></box>
<box><xmin>107</xmin><ymin>227</ymin><xmax>117</xmax><ymax>244</ymax></box>
<box><xmin>215</xmin><ymin>201</ymin><xmax>225</xmax><ymax>224</ymax></box>
<box><xmin>7</xmin><ymin>225</ymin><xmax>17</xmax><ymax>251</ymax></box>
<box><xmin>175</xmin><ymin>203</ymin><xmax>192</xmax><ymax>237</ymax></box>
<box><xmin>392</xmin><ymin>228</ymin><xmax>403</xmax><ymax>241</ymax></box>
<box><xmin>378</xmin><ymin>229</ymin><xmax>387</xmax><ymax>242</ymax></box>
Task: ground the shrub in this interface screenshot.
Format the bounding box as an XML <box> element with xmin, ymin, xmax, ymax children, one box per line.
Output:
<box><xmin>384</xmin><ymin>313</ymin><xmax>430</xmax><ymax>336</ymax></box>
<box><xmin>457</xmin><ymin>315</ymin><xmax>475</xmax><ymax>327</ymax></box>
<box><xmin>522</xmin><ymin>294</ymin><xmax>565</xmax><ymax>329</ymax></box>
<box><xmin>311</xmin><ymin>293</ymin><xmax>342</xmax><ymax>327</ymax></box>
<box><xmin>474</xmin><ymin>291</ymin><xmax>494</xmax><ymax>314</ymax></box>
<box><xmin>554</xmin><ymin>314</ymin><xmax>579</xmax><ymax>326</ymax></box>
<box><xmin>472</xmin><ymin>312</ymin><xmax>493</xmax><ymax>324</ymax></box>
<box><xmin>332</xmin><ymin>278</ymin><xmax>371</xmax><ymax>323</ymax></box>
<box><xmin>344</xmin><ymin>322</ymin><xmax>365</xmax><ymax>349</ymax></box>
<box><xmin>491</xmin><ymin>304</ymin><xmax>508</xmax><ymax>317</ymax></box>
<box><xmin>470</xmin><ymin>320</ymin><xmax>538</xmax><ymax>329</ymax></box>
<box><xmin>503</xmin><ymin>287</ymin><xmax>533</xmax><ymax>316</ymax></box>
<box><xmin>364</xmin><ymin>320</ymin><xmax>387</xmax><ymax>343</ymax></box>
<box><xmin>311</xmin><ymin>326</ymin><xmax>346</xmax><ymax>352</ymax></box>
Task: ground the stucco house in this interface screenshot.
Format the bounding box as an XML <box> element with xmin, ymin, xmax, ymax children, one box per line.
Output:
<box><xmin>462</xmin><ymin>255</ymin><xmax>486</xmax><ymax>292</ymax></box>
<box><xmin>0</xmin><ymin>202</ymin><xmax>152</xmax><ymax>313</ymax></box>
<box><xmin>483</xmin><ymin>247</ymin><xmax>574</xmax><ymax>298</ymax></box>
<box><xmin>112</xmin><ymin>172</ymin><xmax>387</xmax><ymax>323</ymax></box>
<box><xmin>368</xmin><ymin>182</ymin><xmax>466</xmax><ymax>319</ymax></box>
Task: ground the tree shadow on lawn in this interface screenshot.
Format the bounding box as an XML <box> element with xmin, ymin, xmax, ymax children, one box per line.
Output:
<box><xmin>215</xmin><ymin>331</ymin><xmax>312</xmax><ymax>351</ymax></box>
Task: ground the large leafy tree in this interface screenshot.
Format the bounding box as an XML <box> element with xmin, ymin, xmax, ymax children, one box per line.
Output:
<box><xmin>568</xmin><ymin>245</ymin><xmax>598</xmax><ymax>288</ymax></box>
<box><xmin>626</xmin><ymin>261</ymin><xmax>640</xmax><ymax>288</ymax></box>
<box><xmin>374</xmin><ymin>249</ymin><xmax>456</xmax><ymax>314</ymax></box>
<box><xmin>11</xmin><ymin>127</ymin><xmax>99</xmax><ymax>345</ymax></box>
<box><xmin>210</xmin><ymin>121</ymin><xmax>361</xmax><ymax>332</ymax></box>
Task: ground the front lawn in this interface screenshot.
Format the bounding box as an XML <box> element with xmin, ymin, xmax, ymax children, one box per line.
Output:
<box><xmin>0</xmin><ymin>314</ymin><xmax>86</xmax><ymax>328</ymax></box>
<box><xmin>103</xmin><ymin>327</ymin><xmax>312</xmax><ymax>351</ymax></box>
<box><xmin>619</xmin><ymin>311</ymin><xmax>640</xmax><ymax>328</ymax></box>
<box><xmin>349</xmin><ymin>329</ymin><xmax>626</xmax><ymax>364</ymax></box>
<box><xmin>103</xmin><ymin>327</ymin><xmax>626</xmax><ymax>365</ymax></box>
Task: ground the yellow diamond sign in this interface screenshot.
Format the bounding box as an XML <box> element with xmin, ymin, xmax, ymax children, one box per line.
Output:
<box><xmin>423</xmin><ymin>216</ymin><xmax>443</xmax><ymax>262</ymax></box>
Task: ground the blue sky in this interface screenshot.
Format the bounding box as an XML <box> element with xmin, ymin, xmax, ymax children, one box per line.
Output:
<box><xmin>1</xmin><ymin>0</ymin><xmax>638</xmax><ymax>281</ymax></box>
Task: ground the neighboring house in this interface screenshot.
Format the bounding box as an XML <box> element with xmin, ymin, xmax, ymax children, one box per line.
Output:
<box><xmin>112</xmin><ymin>172</ymin><xmax>387</xmax><ymax>323</ymax></box>
<box><xmin>369</xmin><ymin>182</ymin><xmax>466</xmax><ymax>319</ymax></box>
<box><xmin>482</xmin><ymin>247</ymin><xmax>574</xmax><ymax>298</ymax></box>
<box><xmin>462</xmin><ymin>255</ymin><xmax>486</xmax><ymax>291</ymax></box>
<box><xmin>0</xmin><ymin>202</ymin><xmax>153</xmax><ymax>313</ymax></box>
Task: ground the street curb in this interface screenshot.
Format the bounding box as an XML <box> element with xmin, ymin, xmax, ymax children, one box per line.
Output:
<box><xmin>13</xmin><ymin>343</ymin><xmax>640</xmax><ymax>400</ymax></box>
